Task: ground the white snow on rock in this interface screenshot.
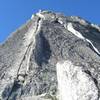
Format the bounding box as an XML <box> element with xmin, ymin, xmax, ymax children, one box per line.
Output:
<box><xmin>67</xmin><ymin>23</ymin><xmax>85</xmax><ymax>39</ymax></box>
<box><xmin>56</xmin><ymin>60</ymin><xmax>98</xmax><ymax>100</ymax></box>
<box><xmin>67</xmin><ymin>23</ymin><xmax>100</xmax><ymax>55</ymax></box>
<box><xmin>86</xmin><ymin>39</ymin><xmax>100</xmax><ymax>55</ymax></box>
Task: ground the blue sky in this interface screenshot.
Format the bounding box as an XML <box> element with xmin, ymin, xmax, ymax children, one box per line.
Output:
<box><xmin>0</xmin><ymin>0</ymin><xmax>100</xmax><ymax>43</ymax></box>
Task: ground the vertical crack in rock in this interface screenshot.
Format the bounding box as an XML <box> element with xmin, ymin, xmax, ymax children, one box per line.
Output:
<box><xmin>5</xmin><ymin>16</ymin><xmax>43</xmax><ymax>100</ymax></box>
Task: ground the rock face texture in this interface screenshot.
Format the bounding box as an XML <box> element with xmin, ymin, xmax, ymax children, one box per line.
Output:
<box><xmin>0</xmin><ymin>11</ymin><xmax>100</xmax><ymax>100</ymax></box>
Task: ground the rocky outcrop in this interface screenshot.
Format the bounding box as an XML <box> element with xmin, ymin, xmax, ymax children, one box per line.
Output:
<box><xmin>0</xmin><ymin>10</ymin><xmax>100</xmax><ymax>100</ymax></box>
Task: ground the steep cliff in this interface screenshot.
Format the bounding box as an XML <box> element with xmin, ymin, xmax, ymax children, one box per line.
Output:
<box><xmin>0</xmin><ymin>11</ymin><xmax>100</xmax><ymax>100</ymax></box>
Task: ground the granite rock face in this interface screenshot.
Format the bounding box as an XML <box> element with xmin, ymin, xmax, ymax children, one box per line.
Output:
<box><xmin>0</xmin><ymin>11</ymin><xmax>100</xmax><ymax>100</ymax></box>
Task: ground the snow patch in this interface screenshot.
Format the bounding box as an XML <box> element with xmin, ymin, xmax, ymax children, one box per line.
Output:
<box><xmin>67</xmin><ymin>23</ymin><xmax>100</xmax><ymax>55</ymax></box>
<box><xmin>67</xmin><ymin>23</ymin><xmax>85</xmax><ymax>39</ymax></box>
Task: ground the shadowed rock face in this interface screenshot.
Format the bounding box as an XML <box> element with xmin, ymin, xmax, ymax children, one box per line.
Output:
<box><xmin>0</xmin><ymin>11</ymin><xmax>100</xmax><ymax>100</ymax></box>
